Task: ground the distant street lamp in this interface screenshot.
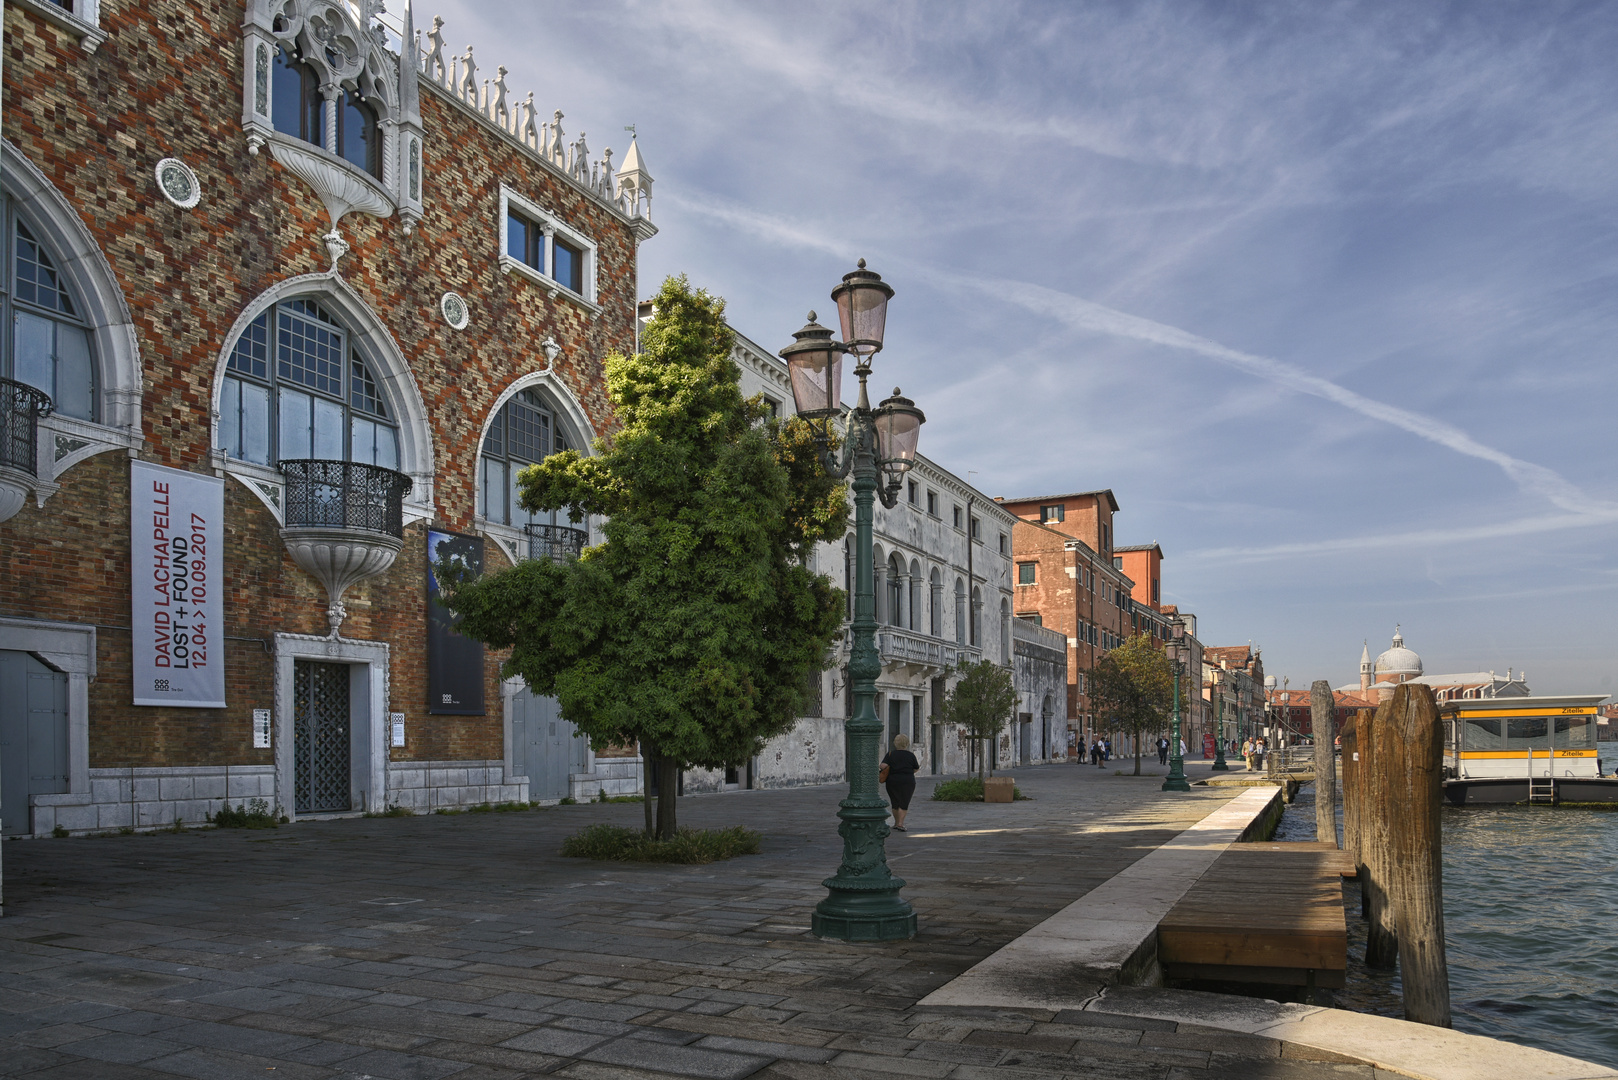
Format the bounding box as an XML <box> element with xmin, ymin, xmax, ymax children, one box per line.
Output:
<box><xmin>780</xmin><ymin>260</ymin><xmax>922</xmax><ymax>942</ymax></box>
<box><xmin>1162</xmin><ymin>617</ymin><xmax>1192</xmax><ymax>793</ymax></box>
<box><xmin>1210</xmin><ymin>665</ymin><xmax>1229</xmax><ymax>771</ymax></box>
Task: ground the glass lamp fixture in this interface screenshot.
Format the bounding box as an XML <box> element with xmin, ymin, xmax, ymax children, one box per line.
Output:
<box><xmin>873</xmin><ymin>388</ymin><xmax>925</xmax><ymax>486</ymax></box>
<box><xmin>779</xmin><ymin>312</ymin><xmax>845</xmax><ymax>420</ymax></box>
<box><xmin>831</xmin><ymin>259</ymin><xmax>894</xmax><ymax>361</ymax></box>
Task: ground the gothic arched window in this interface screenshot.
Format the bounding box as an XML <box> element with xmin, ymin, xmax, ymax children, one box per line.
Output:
<box><xmin>479</xmin><ymin>388</ymin><xmax>571</xmax><ymax>527</ymax></box>
<box><xmin>271</xmin><ymin>46</ymin><xmax>380</xmax><ymax>178</ymax></box>
<box><xmin>2</xmin><ymin>199</ymin><xmax>94</xmax><ymax>420</ymax></box>
<box><xmin>218</xmin><ymin>298</ymin><xmax>398</xmax><ymax>468</ymax></box>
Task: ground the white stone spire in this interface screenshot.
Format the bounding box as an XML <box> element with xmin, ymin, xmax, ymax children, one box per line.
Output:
<box><xmin>616</xmin><ymin>135</ymin><xmax>653</xmax><ymax>220</ymax></box>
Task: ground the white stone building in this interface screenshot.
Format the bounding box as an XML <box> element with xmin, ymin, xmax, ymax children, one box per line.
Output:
<box><xmin>678</xmin><ymin>326</ymin><xmax>1022</xmax><ymax>791</ymax></box>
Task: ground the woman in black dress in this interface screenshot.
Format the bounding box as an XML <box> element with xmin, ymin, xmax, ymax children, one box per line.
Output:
<box><xmin>882</xmin><ymin>734</ymin><xmax>920</xmax><ymax>831</ymax></box>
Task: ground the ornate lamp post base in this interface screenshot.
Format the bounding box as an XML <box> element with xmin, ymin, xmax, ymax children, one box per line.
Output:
<box><xmin>812</xmin><ymin>892</ymin><xmax>917</xmax><ymax>941</ymax></box>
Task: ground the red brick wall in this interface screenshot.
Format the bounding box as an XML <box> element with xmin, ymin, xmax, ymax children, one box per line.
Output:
<box><xmin>0</xmin><ymin>1</ymin><xmax>640</xmax><ymax>767</ymax></box>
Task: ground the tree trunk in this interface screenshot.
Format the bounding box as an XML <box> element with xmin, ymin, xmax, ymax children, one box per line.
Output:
<box><xmin>1385</xmin><ymin>685</ymin><xmax>1452</xmax><ymax>1027</ymax></box>
<box><xmin>642</xmin><ymin>752</ymin><xmax>654</xmax><ymax>837</ymax></box>
<box><xmin>978</xmin><ymin>738</ymin><xmax>986</xmax><ymax>788</ymax></box>
<box><xmin>655</xmin><ymin>758</ymin><xmax>679</xmax><ymax>840</ymax></box>
<box><xmin>1311</xmin><ymin>681</ymin><xmax>1337</xmax><ymax>847</ymax></box>
<box><xmin>1341</xmin><ymin>724</ymin><xmax>1360</xmax><ymax>870</ymax></box>
<box><xmin>1134</xmin><ymin>742</ymin><xmax>1142</xmax><ymax>776</ymax></box>
<box><xmin>1364</xmin><ymin>702</ymin><xmax>1399</xmax><ymax>968</ymax></box>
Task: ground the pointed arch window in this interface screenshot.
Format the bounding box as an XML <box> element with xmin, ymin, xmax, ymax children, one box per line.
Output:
<box><xmin>270</xmin><ymin>45</ymin><xmax>380</xmax><ymax>178</ymax></box>
<box><xmin>218</xmin><ymin>298</ymin><xmax>398</xmax><ymax>468</ymax></box>
<box><xmin>479</xmin><ymin>388</ymin><xmax>572</xmax><ymax>527</ymax></box>
<box><xmin>3</xmin><ymin>202</ymin><xmax>95</xmax><ymax>420</ymax></box>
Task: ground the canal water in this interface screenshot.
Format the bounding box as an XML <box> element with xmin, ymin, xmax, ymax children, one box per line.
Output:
<box><xmin>1275</xmin><ymin>784</ymin><xmax>1618</xmax><ymax>1069</ymax></box>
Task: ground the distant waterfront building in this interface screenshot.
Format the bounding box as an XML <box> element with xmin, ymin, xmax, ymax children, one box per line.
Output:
<box><xmin>1334</xmin><ymin>627</ymin><xmax>1531</xmax><ymax>702</ymax></box>
<box><xmin>696</xmin><ymin>323</ymin><xmax>1052</xmax><ymax>792</ymax></box>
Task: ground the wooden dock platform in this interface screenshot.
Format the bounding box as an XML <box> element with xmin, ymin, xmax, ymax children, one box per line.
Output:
<box><xmin>1157</xmin><ymin>842</ymin><xmax>1348</xmax><ymax>989</ymax></box>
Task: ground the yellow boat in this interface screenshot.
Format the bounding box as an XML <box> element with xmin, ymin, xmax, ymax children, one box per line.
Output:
<box><xmin>1440</xmin><ymin>695</ymin><xmax>1616</xmax><ymax>805</ymax></box>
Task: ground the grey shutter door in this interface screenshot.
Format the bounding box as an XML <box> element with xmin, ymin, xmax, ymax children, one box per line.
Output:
<box><xmin>0</xmin><ymin>651</ymin><xmax>69</xmax><ymax>836</ymax></box>
<box><xmin>514</xmin><ymin>687</ymin><xmax>573</xmax><ymax>801</ymax></box>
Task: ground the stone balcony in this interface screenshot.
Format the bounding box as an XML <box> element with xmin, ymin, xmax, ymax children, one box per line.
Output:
<box><xmin>278</xmin><ymin>459</ymin><xmax>413</xmax><ymax>637</ymax></box>
<box><xmin>844</xmin><ymin>624</ymin><xmax>980</xmax><ymax>674</ymax></box>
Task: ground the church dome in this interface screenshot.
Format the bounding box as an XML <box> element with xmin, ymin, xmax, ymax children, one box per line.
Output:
<box><xmin>1374</xmin><ymin>627</ymin><xmax>1422</xmax><ymax>676</ymax></box>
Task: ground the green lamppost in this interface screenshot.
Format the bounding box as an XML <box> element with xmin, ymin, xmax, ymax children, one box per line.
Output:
<box><xmin>1162</xmin><ymin>616</ymin><xmax>1192</xmax><ymax>792</ymax></box>
<box><xmin>1210</xmin><ymin>670</ymin><xmax>1229</xmax><ymax>771</ymax></box>
<box><xmin>780</xmin><ymin>260</ymin><xmax>922</xmax><ymax>942</ymax></box>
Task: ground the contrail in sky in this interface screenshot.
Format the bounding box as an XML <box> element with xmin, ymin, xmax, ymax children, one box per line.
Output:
<box><xmin>671</xmin><ymin>191</ymin><xmax>1613</xmax><ymax>520</ymax></box>
<box><xmin>917</xmin><ymin>268</ymin><xmax>1613</xmax><ymax>518</ymax></box>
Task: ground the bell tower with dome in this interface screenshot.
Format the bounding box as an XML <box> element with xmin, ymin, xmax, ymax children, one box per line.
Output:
<box><xmin>1339</xmin><ymin>626</ymin><xmax>1530</xmax><ymax>702</ymax></box>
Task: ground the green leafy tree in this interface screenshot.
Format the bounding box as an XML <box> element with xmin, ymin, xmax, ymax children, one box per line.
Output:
<box><xmin>437</xmin><ymin>276</ymin><xmax>848</xmax><ymax>838</ymax></box>
<box><xmin>936</xmin><ymin>659</ymin><xmax>1020</xmax><ymax>785</ymax></box>
<box><xmin>1089</xmin><ymin>633</ymin><xmax>1174</xmax><ymax>775</ymax></box>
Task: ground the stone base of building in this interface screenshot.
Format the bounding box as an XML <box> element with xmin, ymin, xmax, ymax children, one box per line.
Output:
<box><xmin>570</xmin><ymin>755</ymin><xmax>643</xmax><ymax>802</ymax></box>
<box><xmin>384</xmin><ymin>759</ymin><xmax>528</xmax><ymax>812</ymax></box>
<box><xmin>30</xmin><ymin>765</ymin><xmax>278</xmax><ymax>837</ymax></box>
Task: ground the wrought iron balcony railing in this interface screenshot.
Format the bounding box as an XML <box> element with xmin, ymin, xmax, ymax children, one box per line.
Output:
<box><xmin>279</xmin><ymin>459</ymin><xmax>412</xmax><ymax>539</ymax></box>
<box><xmin>0</xmin><ymin>378</ymin><xmax>53</xmax><ymax>477</ymax></box>
<box><xmin>525</xmin><ymin>521</ymin><xmax>588</xmax><ymax>562</ymax></box>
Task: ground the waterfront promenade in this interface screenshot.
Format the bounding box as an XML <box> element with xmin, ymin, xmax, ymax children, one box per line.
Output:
<box><xmin>0</xmin><ymin>762</ymin><xmax>1601</xmax><ymax>1080</ymax></box>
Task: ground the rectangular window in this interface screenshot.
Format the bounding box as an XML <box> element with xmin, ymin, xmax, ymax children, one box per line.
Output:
<box><xmin>908</xmin><ymin>480</ymin><xmax>918</xmax><ymax>505</ymax></box>
<box><xmin>927</xmin><ymin>491</ymin><xmax>938</xmax><ymax>515</ymax></box>
<box><xmin>479</xmin><ymin>457</ymin><xmax>508</xmax><ymax>524</ymax></box>
<box><xmin>507</xmin><ymin>212</ymin><xmax>541</xmax><ymax>271</ymax></box>
<box><xmin>220</xmin><ymin>376</ymin><xmax>271</xmax><ymax>465</ymax></box>
<box><xmin>499</xmin><ymin>185</ymin><xmax>598</xmax><ymax>303</ymax></box>
<box><xmin>1017</xmin><ymin>613</ymin><xmax>1042</xmax><ymax>626</ymax></box>
<box><xmin>554</xmin><ymin>236</ymin><xmax>584</xmax><ymax>294</ymax></box>
<box><xmin>953</xmin><ymin>505</ymin><xmax>962</xmax><ymax>529</ymax></box>
<box><xmin>999</xmin><ymin>533</ymin><xmax>1007</xmax><ymax>554</ymax></box>
<box><xmin>970</xmin><ymin>516</ymin><xmax>981</xmax><ymax>541</ymax></box>
<box><xmin>1040</xmin><ymin>504</ymin><xmax>1064</xmax><ymax>523</ymax></box>
<box><xmin>1018</xmin><ymin>562</ymin><xmax>1036</xmax><ymax>585</ymax></box>
<box><xmin>761</xmin><ymin>397</ymin><xmax>779</xmax><ymax>419</ymax></box>
<box><xmin>1152</xmin><ymin>579</ymin><xmax>1160</xmax><ymax>604</ymax></box>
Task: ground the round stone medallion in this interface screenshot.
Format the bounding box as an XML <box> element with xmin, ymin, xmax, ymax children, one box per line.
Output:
<box><xmin>154</xmin><ymin>158</ymin><xmax>201</xmax><ymax>209</ymax></box>
<box><xmin>440</xmin><ymin>291</ymin><xmax>470</xmax><ymax>330</ymax></box>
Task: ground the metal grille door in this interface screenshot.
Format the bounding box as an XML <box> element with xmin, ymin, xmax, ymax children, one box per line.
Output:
<box><xmin>293</xmin><ymin>660</ymin><xmax>351</xmax><ymax>813</ymax></box>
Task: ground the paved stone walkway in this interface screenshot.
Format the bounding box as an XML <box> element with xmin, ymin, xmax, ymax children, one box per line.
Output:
<box><xmin>0</xmin><ymin>761</ymin><xmax>1395</xmax><ymax>1079</ymax></box>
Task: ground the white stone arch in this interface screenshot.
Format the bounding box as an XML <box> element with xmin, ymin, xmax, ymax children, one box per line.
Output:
<box><xmin>474</xmin><ymin>367</ymin><xmax>599</xmax><ymax>563</ymax></box>
<box><xmin>209</xmin><ymin>271</ymin><xmax>435</xmax><ymax>522</ymax></box>
<box><xmin>3</xmin><ymin>138</ymin><xmax>142</xmax><ymax>483</ymax></box>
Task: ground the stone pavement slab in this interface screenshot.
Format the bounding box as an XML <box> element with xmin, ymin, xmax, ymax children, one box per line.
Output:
<box><xmin>2</xmin><ymin>761</ymin><xmax>1386</xmax><ymax>1079</ymax></box>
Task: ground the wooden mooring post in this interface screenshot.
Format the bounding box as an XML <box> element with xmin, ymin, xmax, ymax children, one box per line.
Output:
<box><xmin>1340</xmin><ymin>722</ymin><xmax>1359</xmax><ymax>867</ymax></box>
<box><xmin>1311</xmin><ymin>680</ymin><xmax>1337</xmax><ymax>847</ymax></box>
<box><xmin>1384</xmin><ymin>683</ymin><xmax>1452</xmax><ymax>1027</ymax></box>
<box><xmin>1360</xmin><ymin>704</ymin><xmax>1399</xmax><ymax>968</ymax></box>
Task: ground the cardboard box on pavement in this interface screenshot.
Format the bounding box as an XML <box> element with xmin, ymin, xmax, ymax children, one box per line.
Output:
<box><xmin>984</xmin><ymin>776</ymin><xmax>1014</xmax><ymax>803</ymax></box>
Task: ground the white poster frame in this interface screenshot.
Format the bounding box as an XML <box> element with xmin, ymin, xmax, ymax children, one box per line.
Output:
<box><xmin>131</xmin><ymin>460</ymin><xmax>226</xmax><ymax>708</ymax></box>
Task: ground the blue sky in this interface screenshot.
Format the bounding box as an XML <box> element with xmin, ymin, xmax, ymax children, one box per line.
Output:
<box><xmin>434</xmin><ymin>0</ymin><xmax>1618</xmax><ymax>694</ymax></box>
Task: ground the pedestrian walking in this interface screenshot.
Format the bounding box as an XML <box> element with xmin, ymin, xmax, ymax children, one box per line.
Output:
<box><xmin>1156</xmin><ymin>737</ymin><xmax>1169</xmax><ymax>766</ymax></box>
<box><xmin>882</xmin><ymin>734</ymin><xmax>920</xmax><ymax>832</ymax></box>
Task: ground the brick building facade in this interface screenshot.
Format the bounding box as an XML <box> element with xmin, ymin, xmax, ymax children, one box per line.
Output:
<box><xmin>0</xmin><ymin>0</ymin><xmax>654</xmax><ymax>835</ymax></box>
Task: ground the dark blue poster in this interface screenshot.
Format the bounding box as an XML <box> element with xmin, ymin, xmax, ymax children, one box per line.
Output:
<box><xmin>427</xmin><ymin>530</ymin><xmax>485</xmax><ymax>715</ymax></box>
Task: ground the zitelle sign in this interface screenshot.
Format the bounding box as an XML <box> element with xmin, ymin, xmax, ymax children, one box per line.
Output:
<box><xmin>426</xmin><ymin>529</ymin><xmax>485</xmax><ymax>715</ymax></box>
<box><xmin>131</xmin><ymin>460</ymin><xmax>225</xmax><ymax>708</ymax></box>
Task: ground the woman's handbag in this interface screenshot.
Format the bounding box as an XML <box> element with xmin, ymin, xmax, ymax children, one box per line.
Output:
<box><xmin>879</xmin><ymin>762</ymin><xmax>890</xmax><ymax>784</ymax></box>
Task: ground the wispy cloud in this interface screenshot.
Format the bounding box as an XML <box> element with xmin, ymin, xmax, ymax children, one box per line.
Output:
<box><xmin>1182</xmin><ymin>510</ymin><xmax>1618</xmax><ymax>565</ymax></box>
<box><xmin>673</xmin><ymin>189</ymin><xmax>1611</xmax><ymax>520</ymax></box>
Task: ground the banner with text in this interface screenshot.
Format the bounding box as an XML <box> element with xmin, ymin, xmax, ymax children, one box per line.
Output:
<box><xmin>131</xmin><ymin>460</ymin><xmax>226</xmax><ymax>708</ymax></box>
